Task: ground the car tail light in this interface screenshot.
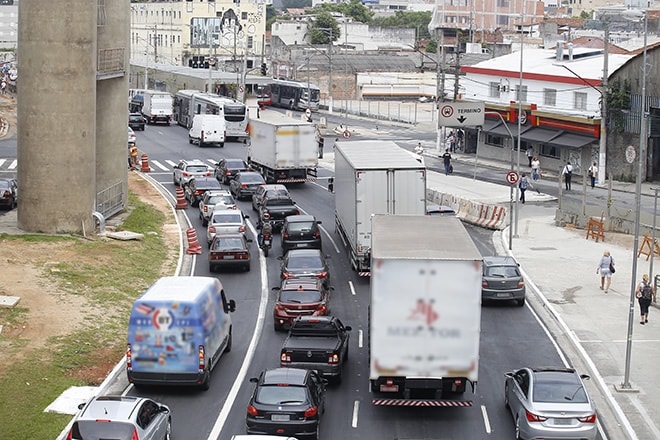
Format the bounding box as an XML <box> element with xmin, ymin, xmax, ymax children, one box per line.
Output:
<box><xmin>241</xmin><ymin>183</ymin><xmax>247</xmax><ymax>188</ymax></box>
<box><xmin>304</xmin><ymin>406</ymin><xmax>318</xmax><ymax>418</ymax></box>
<box><xmin>274</xmin><ymin>304</ymin><xmax>285</xmax><ymax>312</ymax></box>
<box><xmin>198</xmin><ymin>345</ymin><xmax>206</xmax><ymax>370</ymax></box>
<box><xmin>231</xmin><ymin>206</ymin><xmax>238</xmax><ymax>210</ymax></box>
<box><xmin>315</xmin><ymin>272</ymin><xmax>328</xmax><ymax>279</ymax></box>
<box><xmin>328</xmin><ymin>353</ymin><xmax>339</xmax><ymax>364</ymax></box>
<box><xmin>226</xmin><ymin>170</ymin><xmax>231</xmax><ymax>175</ymax></box>
<box><xmin>316</xmin><ymin>304</ymin><xmax>326</xmax><ymax>313</ymax></box>
<box><xmin>183</xmin><ymin>172</ymin><xmax>191</xmax><ymax>177</ymax></box>
<box><xmin>283</xmin><ymin>231</ymin><xmax>289</xmax><ymax>239</ymax></box>
<box><xmin>314</xmin><ymin>230</ymin><xmax>321</xmax><ymax>238</ymax></box>
<box><xmin>130</xmin><ymin>428</ymin><xmax>139</xmax><ymax>440</ymax></box>
<box><xmin>247</xmin><ymin>405</ymin><xmax>258</xmax><ymax>417</ymax></box>
<box><xmin>205</xmin><ymin>171</ymin><xmax>212</xmax><ymax>177</ymax></box>
<box><xmin>209</xmin><ymin>226</ymin><xmax>216</xmax><ymax>234</ymax></box>
<box><xmin>525</xmin><ymin>409</ymin><xmax>547</xmax><ymax>422</ymax></box>
<box><xmin>294</xmin><ymin>209</ymin><xmax>300</xmax><ymax>215</ymax></box>
<box><xmin>283</xmin><ymin>272</ymin><xmax>293</xmax><ymax>279</ymax></box>
<box><xmin>482</xmin><ymin>280</ymin><xmax>488</xmax><ymax>288</ymax></box>
<box><xmin>281</xmin><ymin>352</ymin><xmax>291</xmax><ymax>363</ymax></box>
<box><xmin>518</xmin><ymin>281</ymin><xmax>525</xmax><ymax>287</ymax></box>
<box><xmin>126</xmin><ymin>344</ymin><xmax>132</xmax><ymax>369</ymax></box>
<box><xmin>239</xmin><ymin>225</ymin><xmax>246</xmax><ymax>232</ymax></box>
<box><xmin>578</xmin><ymin>414</ymin><xmax>597</xmax><ymax>423</ymax></box>
<box><xmin>203</xmin><ymin>206</ymin><xmax>208</xmax><ymax>213</ymax></box>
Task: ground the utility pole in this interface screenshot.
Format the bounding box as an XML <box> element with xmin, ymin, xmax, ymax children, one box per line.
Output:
<box><xmin>153</xmin><ymin>25</ymin><xmax>158</xmax><ymax>65</ymax></box>
<box><xmin>453</xmin><ymin>34</ymin><xmax>462</xmax><ymax>101</ymax></box>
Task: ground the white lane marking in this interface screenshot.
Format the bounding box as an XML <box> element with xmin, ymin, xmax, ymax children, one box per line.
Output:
<box><xmin>612</xmin><ymin>339</ymin><xmax>660</xmax><ymax>343</ymax></box>
<box><xmin>481</xmin><ymin>405</ymin><xmax>492</xmax><ymax>434</ymax></box>
<box><xmin>207</xmin><ymin>220</ymin><xmax>270</xmax><ymax>440</ymax></box>
<box><xmin>151</xmin><ymin>160</ymin><xmax>170</xmax><ymax>171</ymax></box>
<box><xmin>165</xmin><ymin>159</ymin><xmax>177</xmax><ymax>168</ymax></box>
<box><xmin>207</xmin><ymin>158</ymin><xmax>217</xmax><ymax>166</ymax></box>
<box><xmin>0</xmin><ymin>159</ymin><xmax>5</xmax><ymax>168</ymax></box>
<box><xmin>358</xmin><ymin>329</ymin><xmax>363</xmax><ymax>348</ymax></box>
<box><xmin>351</xmin><ymin>400</ymin><xmax>359</xmax><ymax>428</ymax></box>
<box><xmin>349</xmin><ymin>280</ymin><xmax>356</xmax><ymax>296</ymax></box>
<box><xmin>8</xmin><ymin>159</ymin><xmax>17</xmax><ymax>169</ymax></box>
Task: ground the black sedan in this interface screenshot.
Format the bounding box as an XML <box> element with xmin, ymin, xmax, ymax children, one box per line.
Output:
<box><xmin>0</xmin><ymin>178</ymin><xmax>17</xmax><ymax>209</ymax></box>
<box><xmin>214</xmin><ymin>158</ymin><xmax>249</xmax><ymax>185</ymax></box>
<box><xmin>128</xmin><ymin>113</ymin><xmax>146</xmax><ymax>131</ymax></box>
<box><xmin>229</xmin><ymin>171</ymin><xmax>266</xmax><ymax>201</ymax></box>
<box><xmin>246</xmin><ymin>368</ymin><xmax>326</xmax><ymax>440</ymax></box>
<box><xmin>278</xmin><ymin>249</ymin><xmax>330</xmax><ymax>288</ymax></box>
<box><xmin>183</xmin><ymin>177</ymin><xmax>224</xmax><ymax>207</ymax></box>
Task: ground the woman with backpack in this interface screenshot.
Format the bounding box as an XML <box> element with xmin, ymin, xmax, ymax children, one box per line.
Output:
<box><xmin>636</xmin><ymin>274</ymin><xmax>657</xmax><ymax>325</ymax></box>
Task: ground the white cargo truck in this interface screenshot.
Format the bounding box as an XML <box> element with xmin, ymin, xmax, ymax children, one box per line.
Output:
<box><xmin>369</xmin><ymin>215</ymin><xmax>482</xmax><ymax>406</ymax></box>
<box><xmin>247</xmin><ymin>111</ymin><xmax>318</xmax><ymax>183</ymax></box>
<box><xmin>141</xmin><ymin>90</ymin><xmax>173</xmax><ymax>125</ymax></box>
<box><xmin>334</xmin><ymin>140</ymin><xmax>426</xmax><ymax>273</ymax></box>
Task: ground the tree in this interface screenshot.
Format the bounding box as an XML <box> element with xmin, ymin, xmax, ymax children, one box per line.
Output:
<box><xmin>310</xmin><ymin>11</ymin><xmax>341</xmax><ymax>44</ymax></box>
<box><xmin>425</xmin><ymin>40</ymin><xmax>437</xmax><ymax>54</ymax></box>
<box><xmin>317</xmin><ymin>0</ymin><xmax>373</xmax><ymax>24</ymax></box>
<box><xmin>266</xmin><ymin>5</ymin><xmax>278</xmax><ymax>31</ymax></box>
<box><xmin>281</xmin><ymin>0</ymin><xmax>312</xmax><ymax>9</ymax></box>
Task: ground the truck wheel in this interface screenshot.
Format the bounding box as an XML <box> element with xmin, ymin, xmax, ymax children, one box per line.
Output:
<box><xmin>220</xmin><ymin>142</ymin><xmax>225</xmax><ymax>148</ymax></box>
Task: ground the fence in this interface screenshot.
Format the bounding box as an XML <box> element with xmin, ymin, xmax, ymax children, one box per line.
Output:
<box><xmin>319</xmin><ymin>98</ymin><xmax>437</xmax><ymax>126</ymax></box>
<box><xmin>96</xmin><ymin>180</ymin><xmax>125</xmax><ymax>220</ymax></box>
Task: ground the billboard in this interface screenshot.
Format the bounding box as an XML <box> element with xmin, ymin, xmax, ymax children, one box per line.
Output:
<box><xmin>190</xmin><ymin>11</ymin><xmax>243</xmax><ymax>49</ymax></box>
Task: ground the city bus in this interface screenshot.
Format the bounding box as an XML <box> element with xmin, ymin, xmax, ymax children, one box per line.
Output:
<box><xmin>173</xmin><ymin>90</ymin><xmax>249</xmax><ymax>141</ymax></box>
<box><xmin>269</xmin><ymin>79</ymin><xmax>320</xmax><ymax>112</ymax></box>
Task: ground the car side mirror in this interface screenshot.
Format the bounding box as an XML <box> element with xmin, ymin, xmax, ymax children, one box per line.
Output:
<box><xmin>243</xmin><ymin>214</ymin><xmax>250</xmax><ymax>219</ymax></box>
<box><xmin>277</xmin><ymin>256</ymin><xmax>284</xmax><ymax>261</ymax></box>
<box><xmin>228</xmin><ymin>299</ymin><xmax>236</xmax><ymax>312</ymax></box>
<box><xmin>329</xmin><ymin>286</ymin><xmax>335</xmax><ymax>291</ymax></box>
<box><xmin>272</xmin><ymin>287</ymin><xmax>281</xmax><ymax>291</ymax></box>
<box><xmin>580</xmin><ymin>374</ymin><xmax>591</xmax><ymax>381</ymax></box>
<box><xmin>345</xmin><ymin>326</ymin><xmax>352</xmax><ymax>331</ymax></box>
<box><xmin>159</xmin><ymin>405</ymin><xmax>170</xmax><ymax>413</ymax></box>
<box><xmin>249</xmin><ymin>377</ymin><xmax>259</xmax><ymax>383</ymax></box>
<box><xmin>317</xmin><ymin>221</ymin><xmax>322</xmax><ymax>224</ymax></box>
<box><xmin>504</xmin><ymin>372</ymin><xmax>514</xmax><ymax>378</ymax></box>
<box><xmin>77</xmin><ymin>402</ymin><xmax>86</xmax><ymax>410</ymax></box>
<box><xmin>246</xmin><ymin>238</ymin><xmax>253</xmax><ymax>243</ymax></box>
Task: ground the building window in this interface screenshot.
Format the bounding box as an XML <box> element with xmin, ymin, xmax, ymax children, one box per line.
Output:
<box><xmin>242</xmin><ymin>11</ymin><xmax>248</xmax><ymax>20</ymax></box>
<box><xmin>515</xmin><ymin>85</ymin><xmax>528</xmax><ymax>103</ymax></box>
<box><xmin>543</xmin><ymin>88</ymin><xmax>556</xmax><ymax>106</ymax></box>
<box><xmin>247</xmin><ymin>35</ymin><xmax>253</xmax><ymax>49</ymax></box>
<box><xmin>497</xmin><ymin>15</ymin><xmax>509</xmax><ymax>25</ymax></box>
<box><xmin>540</xmin><ymin>144</ymin><xmax>560</xmax><ymax>159</ymax></box>
<box><xmin>574</xmin><ymin>92</ymin><xmax>587</xmax><ymax>110</ymax></box>
<box><xmin>485</xmin><ymin>134</ymin><xmax>505</xmax><ymax>148</ymax></box>
<box><xmin>489</xmin><ymin>82</ymin><xmax>500</xmax><ymax>98</ymax></box>
<box><xmin>497</xmin><ymin>0</ymin><xmax>509</xmax><ymax>6</ymax></box>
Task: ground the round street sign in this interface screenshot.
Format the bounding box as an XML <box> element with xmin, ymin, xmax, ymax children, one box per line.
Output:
<box><xmin>506</xmin><ymin>171</ymin><xmax>519</xmax><ymax>185</ymax></box>
<box><xmin>238</xmin><ymin>85</ymin><xmax>245</xmax><ymax>93</ymax></box>
<box><xmin>305</xmin><ymin>108</ymin><xmax>312</xmax><ymax>118</ymax></box>
<box><xmin>342</xmin><ymin>130</ymin><xmax>351</xmax><ymax>139</ymax></box>
<box><xmin>625</xmin><ymin>145</ymin><xmax>636</xmax><ymax>164</ymax></box>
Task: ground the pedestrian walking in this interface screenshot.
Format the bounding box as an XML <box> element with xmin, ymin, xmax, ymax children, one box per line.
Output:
<box><xmin>587</xmin><ymin>162</ymin><xmax>598</xmax><ymax>189</ymax></box>
<box><xmin>445</xmin><ymin>132</ymin><xmax>456</xmax><ymax>152</ymax></box>
<box><xmin>518</xmin><ymin>172</ymin><xmax>534</xmax><ymax>204</ymax></box>
<box><xmin>442</xmin><ymin>149</ymin><xmax>452</xmax><ymax>175</ymax></box>
<box><xmin>562</xmin><ymin>161</ymin><xmax>573</xmax><ymax>190</ymax></box>
<box><xmin>531</xmin><ymin>157</ymin><xmax>541</xmax><ymax>181</ymax></box>
<box><xmin>327</xmin><ymin>177</ymin><xmax>334</xmax><ymax>193</ymax></box>
<box><xmin>414</xmin><ymin>142</ymin><xmax>424</xmax><ymax>155</ymax></box>
<box><xmin>596</xmin><ymin>250</ymin><xmax>614</xmax><ymax>293</ymax></box>
<box><xmin>636</xmin><ymin>274</ymin><xmax>656</xmax><ymax>324</ymax></box>
<box><xmin>526</xmin><ymin>146</ymin><xmax>534</xmax><ymax>167</ymax></box>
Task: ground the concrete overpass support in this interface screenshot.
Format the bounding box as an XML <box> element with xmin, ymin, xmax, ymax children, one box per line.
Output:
<box><xmin>17</xmin><ymin>0</ymin><xmax>97</xmax><ymax>233</ymax></box>
<box><xmin>96</xmin><ymin>0</ymin><xmax>130</xmax><ymax>213</ymax></box>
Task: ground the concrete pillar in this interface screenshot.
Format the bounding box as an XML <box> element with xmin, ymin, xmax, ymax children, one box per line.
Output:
<box><xmin>96</xmin><ymin>0</ymin><xmax>130</xmax><ymax>211</ymax></box>
<box><xmin>17</xmin><ymin>0</ymin><xmax>97</xmax><ymax>233</ymax></box>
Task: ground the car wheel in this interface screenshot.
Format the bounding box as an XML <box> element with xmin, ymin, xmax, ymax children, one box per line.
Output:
<box><xmin>164</xmin><ymin>418</ymin><xmax>172</xmax><ymax>440</ymax></box>
<box><xmin>274</xmin><ymin>322</ymin><xmax>282</xmax><ymax>332</ymax></box>
<box><xmin>188</xmin><ymin>136</ymin><xmax>193</xmax><ymax>144</ymax></box>
<box><xmin>515</xmin><ymin>415</ymin><xmax>522</xmax><ymax>440</ymax></box>
<box><xmin>173</xmin><ymin>175</ymin><xmax>177</xmax><ymax>185</ymax></box>
<box><xmin>223</xmin><ymin>176</ymin><xmax>229</xmax><ymax>185</ymax></box>
<box><xmin>245</xmin><ymin>262</ymin><xmax>251</xmax><ymax>271</ymax></box>
<box><xmin>312</xmin><ymin>422</ymin><xmax>320</xmax><ymax>440</ymax></box>
<box><xmin>333</xmin><ymin>371</ymin><xmax>342</xmax><ymax>385</ymax></box>
<box><xmin>220</xmin><ymin>142</ymin><xmax>225</xmax><ymax>148</ymax></box>
<box><xmin>504</xmin><ymin>384</ymin><xmax>510</xmax><ymax>409</ymax></box>
<box><xmin>516</xmin><ymin>297</ymin><xmax>525</xmax><ymax>307</ymax></box>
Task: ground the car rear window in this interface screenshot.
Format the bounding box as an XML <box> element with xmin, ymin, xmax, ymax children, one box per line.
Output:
<box><xmin>240</xmin><ymin>174</ymin><xmax>264</xmax><ymax>183</ymax></box>
<box><xmin>129</xmin><ymin>115</ymin><xmax>142</xmax><ymax>121</ymax></box>
<box><xmin>226</xmin><ymin>160</ymin><xmax>246</xmax><ymax>168</ymax></box>
<box><xmin>73</xmin><ymin>421</ymin><xmax>135</xmax><ymax>439</ymax></box>
<box><xmin>287</xmin><ymin>221</ymin><xmax>314</xmax><ymax>233</ymax></box>
<box><xmin>485</xmin><ymin>266</ymin><xmax>520</xmax><ymax>277</ymax></box>
<box><xmin>186</xmin><ymin>165</ymin><xmax>209</xmax><ymax>173</ymax></box>
<box><xmin>256</xmin><ymin>385</ymin><xmax>307</xmax><ymax>405</ymax></box>
<box><xmin>265</xmin><ymin>189</ymin><xmax>289</xmax><ymax>198</ymax></box>
<box><xmin>265</xmin><ymin>198</ymin><xmax>294</xmax><ymax>207</ymax></box>
<box><xmin>280</xmin><ymin>290</ymin><xmax>322</xmax><ymax>303</ymax></box>
<box><xmin>212</xmin><ymin>213</ymin><xmax>242</xmax><ymax>224</ymax></box>
<box><xmin>532</xmin><ymin>373</ymin><xmax>588</xmax><ymax>403</ymax></box>
<box><xmin>209</xmin><ymin>195</ymin><xmax>234</xmax><ymax>205</ymax></box>
<box><xmin>287</xmin><ymin>256</ymin><xmax>323</xmax><ymax>269</ymax></box>
<box><xmin>213</xmin><ymin>237</ymin><xmax>245</xmax><ymax>251</ymax></box>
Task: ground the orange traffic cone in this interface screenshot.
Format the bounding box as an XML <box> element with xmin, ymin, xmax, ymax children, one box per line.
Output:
<box><xmin>186</xmin><ymin>228</ymin><xmax>202</xmax><ymax>254</ymax></box>
<box><xmin>140</xmin><ymin>153</ymin><xmax>151</xmax><ymax>172</ymax></box>
<box><xmin>175</xmin><ymin>187</ymin><xmax>187</xmax><ymax>209</ymax></box>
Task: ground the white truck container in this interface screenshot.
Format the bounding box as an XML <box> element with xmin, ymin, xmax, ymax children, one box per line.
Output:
<box><xmin>141</xmin><ymin>90</ymin><xmax>173</xmax><ymax>125</ymax></box>
<box><xmin>369</xmin><ymin>215</ymin><xmax>482</xmax><ymax>406</ymax></box>
<box><xmin>247</xmin><ymin>111</ymin><xmax>317</xmax><ymax>183</ymax></box>
<box><xmin>334</xmin><ymin>140</ymin><xmax>426</xmax><ymax>273</ymax></box>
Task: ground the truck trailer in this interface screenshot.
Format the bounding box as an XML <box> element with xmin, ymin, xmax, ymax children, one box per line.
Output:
<box><xmin>334</xmin><ymin>140</ymin><xmax>426</xmax><ymax>274</ymax></box>
<box><xmin>247</xmin><ymin>111</ymin><xmax>317</xmax><ymax>183</ymax></box>
<box><xmin>369</xmin><ymin>215</ymin><xmax>482</xmax><ymax>406</ymax></box>
<box><xmin>141</xmin><ymin>90</ymin><xmax>173</xmax><ymax>125</ymax></box>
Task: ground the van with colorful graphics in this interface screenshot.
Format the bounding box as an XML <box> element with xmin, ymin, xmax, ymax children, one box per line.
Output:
<box><xmin>126</xmin><ymin>276</ymin><xmax>236</xmax><ymax>390</ymax></box>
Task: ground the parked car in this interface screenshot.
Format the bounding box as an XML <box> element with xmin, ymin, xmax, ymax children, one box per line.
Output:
<box><xmin>199</xmin><ymin>190</ymin><xmax>237</xmax><ymax>226</ymax></box>
<box><xmin>66</xmin><ymin>395</ymin><xmax>171</xmax><ymax>440</ymax></box>
<box><xmin>504</xmin><ymin>367</ymin><xmax>597</xmax><ymax>440</ymax></box>
<box><xmin>279</xmin><ymin>249</ymin><xmax>330</xmax><ymax>288</ymax></box>
<box><xmin>229</xmin><ymin>171</ymin><xmax>266</xmax><ymax>200</ymax></box>
<box><xmin>127</xmin><ymin>127</ymin><xmax>137</xmax><ymax>145</ymax></box>
<box><xmin>482</xmin><ymin>256</ymin><xmax>526</xmax><ymax>306</ymax></box>
<box><xmin>209</xmin><ymin>233</ymin><xmax>252</xmax><ymax>272</ymax></box>
<box><xmin>214</xmin><ymin>158</ymin><xmax>249</xmax><ymax>184</ymax></box>
<box><xmin>206</xmin><ymin>209</ymin><xmax>248</xmax><ymax>245</ymax></box>
<box><xmin>273</xmin><ymin>278</ymin><xmax>332</xmax><ymax>331</ymax></box>
<box><xmin>183</xmin><ymin>176</ymin><xmax>224</xmax><ymax>207</ymax></box>
<box><xmin>246</xmin><ymin>368</ymin><xmax>326</xmax><ymax>440</ymax></box>
<box><xmin>0</xmin><ymin>178</ymin><xmax>18</xmax><ymax>209</ymax></box>
<box><xmin>252</xmin><ymin>184</ymin><xmax>290</xmax><ymax>212</ymax></box>
<box><xmin>426</xmin><ymin>204</ymin><xmax>457</xmax><ymax>216</ymax></box>
<box><xmin>281</xmin><ymin>215</ymin><xmax>322</xmax><ymax>253</ymax></box>
<box><xmin>173</xmin><ymin>159</ymin><xmax>212</xmax><ymax>187</ymax></box>
<box><xmin>128</xmin><ymin>112</ymin><xmax>146</xmax><ymax>131</ymax></box>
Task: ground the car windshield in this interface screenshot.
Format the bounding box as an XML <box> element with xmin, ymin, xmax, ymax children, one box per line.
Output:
<box><xmin>186</xmin><ymin>165</ymin><xmax>209</xmax><ymax>173</ymax></box>
<box><xmin>73</xmin><ymin>421</ymin><xmax>135</xmax><ymax>439</ymax></box>
<box><xmin>287</xmin><ymin>256</ymin><xmax>323</xmax><ymax>270</ymax></box>
<box><xmin>240</xmin><ymin>174</ymin><xmax>264</xmax><ymax>183</ymax></box>
<box><xmin>209</xmin><ymin>195</ymin><xmax>234</xmax><ymax>205</ymax></box>
<box><xmin>486</xmin><ymin>266</ymin><xmax>520</xmax><ymax>277</ymax></box>
<box><xmin>256</xmin><ymin>385</ymin><xmax>307</xmax><ymax>405</ymax></box>
<box><xmin>532</xmin><ymin>373</ymin><xmax>588</xmax><ymax>403</ymax></box>
<box><xmin>265</xmin><ymin>198</ymin><xmax>294</xmax><ymax>207</ymax></box>
<box><xmin>212</xmin><ymin>213</ymin><xmax>242</xmax><ymax>224</ymax></box>
<box><xmin>129</xmin><ymin>115</ymin><xmax>142</xmax><ymax>121</ymax></box>
<box><xmin>265</xmin><ymin>189</ymin><xmax>289</xmax><ymax>198</ymax></box>
<box><xmin>280</xmin><ymin>290</ymin><xmax>322</xmax><ymax>303</ymax></box>
<box><xmin>213</xmin><ymin>237</ymin><xmax>245</xmax><ymax>251</ymax></box>
<box><xmin>287</xmin><ymin>222</ymin><xmax>314</xmax><ymax>233</ymax></box>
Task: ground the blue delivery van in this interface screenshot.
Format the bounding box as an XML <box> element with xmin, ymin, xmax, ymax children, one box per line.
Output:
<box><xmin>126</xmin><ymin>276</ymin><xmax>236</xmax><ymax>390</ymax></box>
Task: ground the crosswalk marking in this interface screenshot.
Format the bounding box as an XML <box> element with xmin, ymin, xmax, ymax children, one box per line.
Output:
<box><xmin>0</xmin><ymin>159</ymin><xmax>5</xmax><ymax>168</ymax></box>
<box><xmin>8</xmin><ymin>159</ymin><xmax>16</xmax><ymax>169</ymax></box>
<box><xmin>164</xmin><ymin>160</ymin><xmax>177</xmax><ymax>168</ymax></box>
<box><xmin>151</xmin><ymin>160</ymin><xmax>170</xmax><ymax>171</ymax></box>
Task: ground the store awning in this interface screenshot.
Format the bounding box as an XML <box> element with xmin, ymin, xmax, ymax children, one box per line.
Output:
<box><xmin>480</xmin><ymin>119</ymin><xmax>502</xmax><ymax>131</ymax></box>
<box><xmin>548</xmin><ymin>132</ymin><xmax>596</xmax><ymax>148</ymax></box>
<box><xmin>521</xmin><ymin>128</ymin><xmax>562</xmax><ymax>143</ymax></box>
<box><xmin>488</xmin><ymin>123</ymin><xmax>532</xmax><ymax>138</ymax></box>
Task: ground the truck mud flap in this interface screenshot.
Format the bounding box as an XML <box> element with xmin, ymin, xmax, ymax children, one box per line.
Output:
<box><xmin>276</xmin><ymin>178</ymin><xmax>312</xmax><ymax>183</ymax></box>
<box><xmin>372</xmin><ymin>399</ymin><xmax>472</xmax><ymax>407</ymax></box>
<box><xmin>307</xmin><ymin>168</ymin><xmax>318</xmax><ymax>178</ymax></box>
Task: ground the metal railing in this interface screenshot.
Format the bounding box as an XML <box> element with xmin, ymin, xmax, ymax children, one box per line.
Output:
<box><xmin>96</xmin><ymin>180</ymin><xmax>125</xmax><ymax>219</ymax></box>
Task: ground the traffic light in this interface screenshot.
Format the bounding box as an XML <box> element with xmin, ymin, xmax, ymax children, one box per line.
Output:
<box><xmin>260</xmin><ymin>62</ymin><xmax>267</xmax><ymax>76</ymax></box>
<box><xmin>188</xmin><ymin>56</ymin><xmax>208</xmax><ymax>69</ymax></box>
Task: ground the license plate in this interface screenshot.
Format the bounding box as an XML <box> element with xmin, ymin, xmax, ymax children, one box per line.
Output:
<box><xmin>297</xmin><ymin>243</ymin><xmax>309</xmax><ymax>248</ymax></box>
<box><xmin>223</xmin><ymin>255</ymin><xmax>235</xmax><ymax>260</ymax></box>
<box><xmin>553</xmin><ymin>418</ymin><xmax>573</xmax><ymax>425</ymax></box>
<box><xmin>496</xmin><ymin>292</ymin><xmax>511</xmax><ymax>298</ymax></box>
<box><xmin>271</xmin><ymin>414</ymin><xmax>290</xmax><ymax>421</ymax></box>
<box><xmin>380</xmin><ymin>384</ymin><xmax>399</xmax><ymax>392</ymax></box>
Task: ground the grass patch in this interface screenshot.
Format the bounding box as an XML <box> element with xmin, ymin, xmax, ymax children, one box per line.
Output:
<box><xmin>0</xmin><ymin>191</ymin><xmax>172</xmax><ymax>438</ymax></box>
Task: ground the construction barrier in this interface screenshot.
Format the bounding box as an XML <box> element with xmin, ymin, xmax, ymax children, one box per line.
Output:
<box><xmin>586</xmin><ymin>217</ymin><xmax>606</xmax><ymax>242</ymax></box>
<box><xmin>140</xmin><ymin>153</ymin><xmax>150</xmax><ymax>172</ymax></box>
<box><xmin>638</xmin><ymin>235</ymin><xmax>660</xmax><ymax>261</ymax></box>
<box><xmin>175</xmin><ymin>187</ymin><xmax>187</xmax><ymax>209</ymax></box>
<box><xmin>426</xmin><ymin>188</ymin><xmax>508</xmax><ymax>230</ymax></box>
<box><xmin>186</xmin><ymin>228</ymin><xmax>202</xmax><ymax>254</ymax></box>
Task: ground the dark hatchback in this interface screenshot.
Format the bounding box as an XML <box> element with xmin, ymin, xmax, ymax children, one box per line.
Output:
<box><xmin>281</xmin><ymin>215</ymin><xmax>322</xmax><ymax>253</ymax></box>
<box><xmin>209</xmin><ymin>233</ymin><xmax>252</xmax><ymax>272</ymax></box>
<box><xmin>229</xmin><ymin>171</ymin><xmax>266</xmax><ymax>200</ymax></box>
<box><xmin>214</xmin><ymin>158</ymin><xmax>249</xmax><ymax>185</ymax></box>
<box><xmin>128</xmin><ymin>113</ymin><xmax>146</xmax><ymax>131</ymax></box>
<box><xmin>184</xmin><ymin>176</ymin><xmax>224</xmax><ymax>207</ymax></box>
<box><xmin>246</xmin><ymin>367</ymin><xmax>326</xmax><ymax>440</ymax></box>
<box><xmin>482</xmin><ymin>256</ymin><xmax>526</xmax><ymax>306</ymax></box>
<box><xmin>0</xmin><ymin>178</ymin><xmax>17</xmax><ymax>209</ymax></box>
<box><xmin>279</xmin><ymin>249</ymin><xmax>330</xmax><ymax>288</ymax></box>
<box><xmin>273</xmin><ymin>278</ymin><xmax>331</xmax><ymax>331</ymax></box>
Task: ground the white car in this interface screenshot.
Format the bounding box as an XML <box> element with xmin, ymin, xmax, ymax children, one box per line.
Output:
<box><xmin>199</xmin><ymin>190</ymin><xmax>237</xmax><ymax>226</ymax></box>
<box><xmin>128</xmin><ymin>126</ymin><xmax>137</xmax><ymax>145</ymax></box>
<box><xmin>206</xmin><ymin>209</ymin><xmax>249</xmax><ymax>245</ymax></box>
<box><xmin>172</xmin><ymin>159</ymin><xmax>212</xmax><ymax>187</ymax></box>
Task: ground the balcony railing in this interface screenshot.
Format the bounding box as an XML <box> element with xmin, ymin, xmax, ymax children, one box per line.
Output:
<box><xmin>97</xmin><ymin>47</ymin><xmax>125</xmax><ymax>79</ymax></box>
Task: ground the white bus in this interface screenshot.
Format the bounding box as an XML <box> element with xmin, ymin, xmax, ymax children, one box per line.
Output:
<box><xmin>173</xmin><ymin>90</ymin><xmax>249</xmax><ymax>141</ymax></box>
<box><xmin>269</xmin><ymin>79</ymin><xmax>320</xmax><ymax>112</ymax></box>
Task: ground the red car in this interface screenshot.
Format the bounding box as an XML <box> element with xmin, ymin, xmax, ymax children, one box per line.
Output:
<box><xmin>272</xmin><ymin>278</ymin><xmax>331</xmax><ymax>331</ymax></box>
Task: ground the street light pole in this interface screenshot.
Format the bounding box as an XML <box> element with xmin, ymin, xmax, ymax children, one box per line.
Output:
<box><xmin>515</xmin><ymin>11</ymin><xmax>524</xmax><ymax>239</ymax></box>
<box><xmin>622</xmin><ymin>8</ymin><xmax>647</xmax><ymax>390</ymax></box>
<box><xmin>600</xmin><ymin>23</ymin><xmax>609</xmax><ymax>186</ymax></box>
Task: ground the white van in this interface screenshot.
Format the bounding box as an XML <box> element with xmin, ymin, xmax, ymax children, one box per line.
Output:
<box><xmin>189</xmin><ymin>114</ymin><xmax>226</xmax><ymax>148</ymax></box>
<box><xmin>126</xmin><ymin>276</ymin><xmax>236</xmax><ymax>390</ymax></box>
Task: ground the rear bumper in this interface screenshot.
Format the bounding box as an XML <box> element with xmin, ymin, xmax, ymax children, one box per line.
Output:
<box><xmin>246</xmin><ymin>418</ymin><xmax>318</xmax><ymax>438</ymax></box>
<box><xmin>127</xmin><ymin>369</ymin><xmax>207</xmax><ymax>387</ymax></box>
<box><xmin>282</xmin><ymin>361</ymin><xmax>341</xmax><ymax>377</ymax></box>
<box><xmin>282</xmin><ymin>239</ymin><xmax>322</xmax><ymax>252</ymax></box>
<box><xmin>482</xmin><ymin>288</ymin><xmax>525</xmax><ymax>301</ymax></box>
